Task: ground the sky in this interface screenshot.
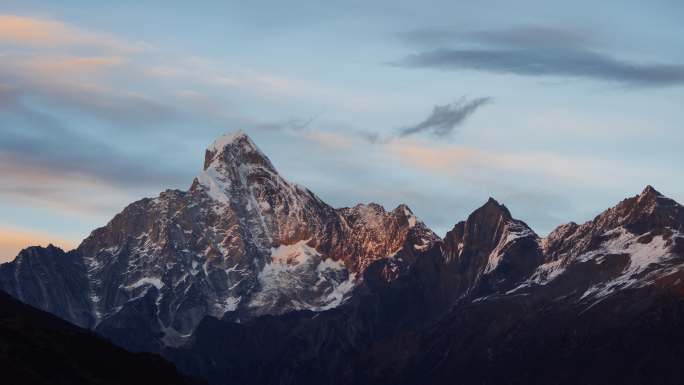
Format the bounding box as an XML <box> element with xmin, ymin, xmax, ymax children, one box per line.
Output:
<box><xmin>1</xmin><ymin>1</ymin><xmax>683</xmax><ymax>261</ymax></box>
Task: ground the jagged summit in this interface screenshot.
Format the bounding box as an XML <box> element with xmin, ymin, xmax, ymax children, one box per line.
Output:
<box><xmin>534</xmin><ymin>185</ymin><xmax>684</xmax><ymax>297</ymax></box>
<box><xmin>444</xmin><ymin>197</ymin><xmax>532</xmax><ymax>245</ymax></box>
<box><xmin>193</xmin><ymin>130</ymin><xmax>284</xmax><ymax>206</ymax></box>
<box><xmin>546</xmin><ymin>186</ymin><xmax>681</xmax><ymax>248</ymax></box>
<box><xmin>471</xmin><ymin>196</ymin><xmax>514</xmax><ymax>223</ymax></box>
<box><xmin>634</xmin><ymin>185</ymin><xmax>681</xmax><ymax>212</ymax></box>
<box><xmin>202</xmin><ymin>130</ymin><xmax>276</xmax><ymax>172</ymax></box>
<box><xmin>632</xmin><ymin>185</ymin><xmax>670</xmax><ymax>209</ymax></box>
<box><xmin>587</xmin><ymin>185</ymin><xmax>684</xmax><ymax>234</ymax></box>
<box><xmin>640</xmin><ymin>184</ymin><xmax>663</xmax><ymax>198</ymax></box>
<box><xmin>207</xmin><ymin>129</ymin><xmax>249</xmax><ymax>152</ymax></box>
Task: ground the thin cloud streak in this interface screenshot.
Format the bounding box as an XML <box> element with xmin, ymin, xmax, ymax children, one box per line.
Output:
<box><xmin>393</xmin><ymin>49</ymin><xmax>684</xmax><ymax>87</ymax></box>
<box><xmin>385</xmin><ymin>138</ymin><xmax>665</xmax><ymax>188</ymax></box>
<box><xmin>0</xmin><ymin>14</ymin><xmax>145</xmax><ymax>52</ymax></box>
<box><xmin>0</xmin><ymin>65</ymin><xmax>177</xmax><ymax>127</ymax></box>
<box><xmin>393</xmin><ymin>26</ymin><xmax>684</xmax><ymax>87</ymax></box>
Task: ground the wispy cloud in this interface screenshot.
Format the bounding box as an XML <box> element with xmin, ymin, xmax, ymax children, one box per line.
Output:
<box><xmin>0</xmin><ymin>14</ymin><xmax>145</xmax><ymax>52</ymax></box>
<box><xmin>385</xmin><ymin>137</ymin><xmax>659</xmax><ymax>187</ymax></box>
<box><xmin>393</xmin><ymin>26</ymin><xmax>684</xmax><ymax>87</ymax></box>
<box><xmin>0</xmin><ymin>87</ymin><xmax>187</xmax><ymax>192</ymax></box>
<box><xmin>0</xmin><ymin>54</ymin><xmax>176</xmax><ymax>127</ymax></box>
<box><xmin>303</xmin><ymin>130</ymin><xmax>356</xmax><ymax>148</ymax></box>
<box><xmin>0</xmin><ymin>156</ymin><xmax>137</xmax><ymax>217</ymax></box>
<box><xmin>0</xmin><ymin>13</ymin><xmax>381</xmax><ymax>222</ymax></box>
<box><xmin>293</xmin><ymin>97</ymin><xmax>491</xmax><ymax>145</ymax></box>
<box><xmin>22</xmin><ymin>56</ymin><xmax>125</xmax><ymax>76</ymax></box>
<box><xmin>398</xmin><ymin>97</ymin><xmax>491</xmax><ymax>137</ymax></box>
<box><xmin>253</xmin><ymin>116</ymin><xmax>316</xmax><ymax>132</ymax></box>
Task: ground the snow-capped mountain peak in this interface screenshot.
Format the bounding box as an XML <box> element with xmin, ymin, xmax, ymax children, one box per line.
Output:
<box><xmin>195</xmin><ymin>130</ymin><xmax>282</xmax><ymax>206</ymax></box>
<box><xmin>0</xmin><ymin>131</ymin><xmax>438</xmax><ymax>350</ymax></box>
<box><xmin>203</xmin><ymin>129</ymin><xmax>276</xmax><ymax>172</ymax></box>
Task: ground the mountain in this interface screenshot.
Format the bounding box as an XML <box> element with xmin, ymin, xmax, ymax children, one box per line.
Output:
<box><xmin>2</xmin><ymin>131</ymin><xmax>684</xmax><ymax>385</ymax></box>
<box><xmin>0</xmin><ymin>289</ymin><xmax>202</xmax><ymax>385</ymax></box>
<box><xmin>1</xmin><ymin>130</ymin><xmax>437</xmax><ymax>351</ymax></box>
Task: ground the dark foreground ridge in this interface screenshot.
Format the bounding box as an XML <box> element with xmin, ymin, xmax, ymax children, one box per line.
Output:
<box><xmin>0</xmin><ymin>290</ymin><xmax>203</xmax><ymax>385</ymax></box>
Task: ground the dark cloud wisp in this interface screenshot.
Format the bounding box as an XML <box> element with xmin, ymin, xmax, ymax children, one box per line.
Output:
<box><xmin>399</xmin><ymin>97</ymin><xmax>491</xmax><ymax>138</ymax></box>
<box><xmin>393</xmin><ymin>27</ymin><xmax>684</xmax><ymax>87</ymax></box>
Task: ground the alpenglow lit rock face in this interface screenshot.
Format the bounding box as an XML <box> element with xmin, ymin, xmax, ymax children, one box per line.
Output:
<box><xmin>0</xmin><ymin>130</ymin><xmax>438</xmax><ymax>351</ymax></box>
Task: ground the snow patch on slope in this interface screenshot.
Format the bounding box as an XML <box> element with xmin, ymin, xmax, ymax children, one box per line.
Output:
<box><xmin>247</xmin><ymin>240</ymin><xmax>355</xmax><ymax>313</ymax></box>
<box><xmin>207</xmin><ymin>129</ymin><xmax>248</xmax><ymax>153</ymax></box>
<box><xmin>269</xmin><ymin>239</ymin><xmax>319</xmax><ymax>266</ymax></box>
<box><xmin>219</xmin><ymin>296</ymin><xmax>241</xmax><ymax>313</ymax></box>
<box><xmin>196</xmin><ymin>168</ymin><xmax>231</xmax><ymax>205</ymax></box>
<box><xmin>579</xmin><ymin>228</ymin><xmax>678</xmax><ymax>299</ymax></box>
<box><xmin>484</xmin><ymin>221</ymin><xmax>536</xmax><ymax>274</ymax></box>
<box><xmin>314</xmin><ymin>274</ymin><xmax>357</xmax><ymax>311</ymax></box>
<box><xmin>125</xmin><ymin>277</ymin><xmax>164</xmax><ymax>290</ymax></box>
<box><xmin>529</xmin><ymin>258</ymin><xmax>565</xmax><ymax>284</ymax></box>
<box><xmin>402</xmin><ymin>206</ymin><xmax>417</xmax><ymax>228</ymax></box>
<box><xmin>524</xmin><ymin>226</ymin><xmax>682</xmax><ymax>300</ymax></box>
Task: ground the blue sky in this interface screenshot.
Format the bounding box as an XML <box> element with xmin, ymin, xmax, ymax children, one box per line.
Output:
<box><xmin>1</xmin><ymin>1</ymin><xmax>683</xmax><ymax>260</ymax></box>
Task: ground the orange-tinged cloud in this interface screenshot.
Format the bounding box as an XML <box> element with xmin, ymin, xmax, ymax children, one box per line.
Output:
<box><xmin>0</xmin><ymin>14</ymin><xmax>70</xmax><ymax>45</ymax></box>
<box><xmin>0</xmin><ymin>154</ymin><xmax>138</xmax><ymax>216</ymax></box>
<box><xmin>384</xmin><ymin>137</ymin><xmax>638</xmax><ymax>185</ymax></box>
<box><xmin>305</xmin><ymin>131</ymin><xmax>355</xmax><ymax>148</ymax></box>
<box><xmin>387</xmin><ymin>139</ymin><xmax>480</xmax><ymax>171</ymax></box>
<box><xmin>24</xmin><ymin>56</ymin><xmax>125</xmax><ymax>76</ymax></box>
<box><xmin>0</xmin><ymin>14</ymin><xmax>145</xmax><ymax>52</ymax></box>
<box><xmin>0</xmin><ymin>226</ymin><xmax>78</xmax><ymax>263</ymax></box>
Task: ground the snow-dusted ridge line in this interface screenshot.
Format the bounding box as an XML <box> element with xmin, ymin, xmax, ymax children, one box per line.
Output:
<box><xmin>513</xmin><ymin>226</ymin><xmax>684</xmax><ymax>299</ymax></box>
